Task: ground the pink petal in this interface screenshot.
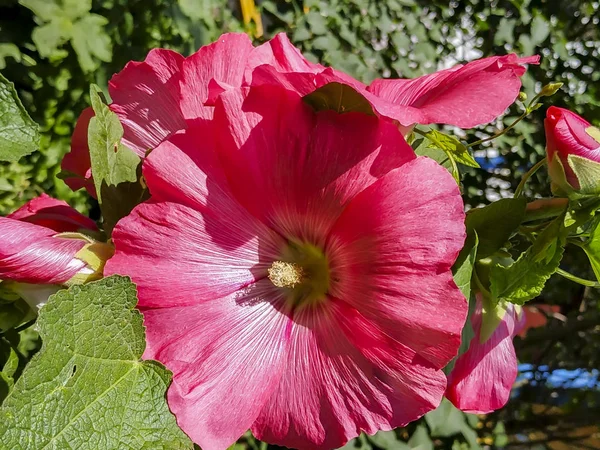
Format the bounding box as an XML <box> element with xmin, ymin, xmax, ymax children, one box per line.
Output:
<box><xmin>368</xmin><ymin>55</ymin><xmax>540</xmax><ymax>127</ymax></box>
<box><xmin>8</xmin><ymin>194</ymin><xmax>97</xmax><ymax>232</ymax></box>
<box><xmin>327</xmin><ymin>157</ymin><xmax>467</xmax><ymax>367</ymax></box>
<box><xmin>62</xmin><ymin>107</ymin><xmax>96</xmax><ymax>197</ymax></box>
<box><xmin>142</xmin><ymin>281</ymin><xmax>292</xmax><ymax>450</ymax></box>
<box><xmin>247</xmin><ymin>35</ymin><xmax>365</xmax><ymax>97</ymax></box>
<box><xmin>104</xmin><ymin>200</ymin><xmax>283</xmax><ymax>308</ymax></box>
<box><xmin>109</xmin><ymin>34</ymin><xmax>256</xmax><ymax>156</ymax></box>
<box><xmin>252</xmin><ymin>300</ymin><xmax>446</xmax><ymax>449</ymax></box>
<box><xmin>249</xmin><ymin>33</ymin><xmax>324</xmax><ymax>74</ymax></box>
<box><xmin>213</xmin><ymin>85</ymin><xmax>414</xmax><ymax>242</ymax></box>
<box><xmin>0</xmin><ymin>217</ymin><xmax>86</xmax><ymax>284</ymax></box>
<box><xmin>179</xmin><ymin>33</ymin><xmax>254</xmax><ymax>119</ymax></box>
<box><xmin>109</xmin><ymin>48</ymin><xmax>187</xmax><ymax>155</ymax></box>
<box><xmin>446</xmin><ymin>300</ymin><xmax>524</xmax><ymax>413</ymax></box>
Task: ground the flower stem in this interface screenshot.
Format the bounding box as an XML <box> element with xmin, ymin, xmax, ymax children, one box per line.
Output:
<box><xmin>556</xmin><ymin>268</ymin><xmax>600</xmax><ymax>288</ymax></box>
<box><xmin>515</xmin><ymin>158</ymin><xmax>547</xmax><ymax>198</ymax></box>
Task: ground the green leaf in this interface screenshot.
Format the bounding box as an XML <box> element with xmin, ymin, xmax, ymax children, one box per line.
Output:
<box><xmin>368</xmin><ymin>431</ymin><xmax>410</xmax><ymax>449</ymax></box>
<box><xmin>425</xmin><ymin>398</ymin><xmax>467</xmax><ymax>438</ymax></box>
<box><xmin>444</xmin><ymin>232</ymin><xmax>478</xmax><ymax>373</ymax></box>
<box><xmin>452</xmin><ymin>232</ymin><xmax>478</xmax><ymax>300</ymax></box>
<box><xmin>582</xmin><ymin>220</ymin><xmax>600</xmax><ymax>282</ymax></box>
<box><xmin>70</xmin><ymin>14</ymin><xmax>112</xmax><ymax>72</ymax></box>
<box><xmin>31</xmin><ymin>20</ymin><xmax>69</xmax><ymax>59</ymax></box>
<box><xmin>530</xmin><ymin>15</ymin><xmax>550</xmax><ymax>45</ymax></box>
<box><xmin>88</xmin><ymin>85</ymin><xmax>142</xmax><ymax>229</ymax></box>
<box><xmin>0</xmin><ymin>73</ymin><xmax>40</xmax><ymax>162</ymax></box>
<box><xmin>424</xmin><ymin>129</ymin><xmax>480</xmax><ymax>169</ymax></box>
<box><xmin>466</xmin><ymin>198</ymin><xmax>527</xmax><ymax>259</ymax></box>
<box><xmin>303</xmin><ymin>82</ymin><xmax>375</xmax><ymax>116</ymax></box>
<box><xmin>408</xmin><ymin>425</ymin><xmax>433</xmax><ymax>450</ymax></box>
<box><xmin>494</xmin><ymin>18</ymin><xmax>515</xmax><ymax>45</ymax></box>
<box><xmin>18</xmin><ymin>0</ymin><xmax>62</xmax><ymax>21</ymax></box>
<box><xmin>490</xmin><ymin>215</ymin><xmax>566</xmax><ymax>305</ymax></box>
<box><xmin>0</xmin><ymin>276</ymin><xmax>193</xmax><ymax>449</ymax></box>
<box><xmin>0</xmin><ymin>339</ymin><xmax>19</xmax><ymax>403</ymax></box>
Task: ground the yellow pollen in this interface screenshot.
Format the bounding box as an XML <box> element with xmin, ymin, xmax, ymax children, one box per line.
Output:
<box><xmin>268</xmin><ymin>261</ymin><xmax>304</xmax><ymax>288</ymax></box>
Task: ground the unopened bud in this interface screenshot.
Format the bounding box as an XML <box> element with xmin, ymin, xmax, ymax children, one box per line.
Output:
<box><xmin>545</xmin><ymin>106</ymin><xmax>600</xmax><ymax>197</ymax></box>
<box><xmin>540</xmin><ymin>82</ymin><xmax>563</xmax><ymax>97</ymax></box>
<box><xmin>517</xmin><ymin>92</ymin><xmax>527</xmax><ymax>102</ymax></box>
<box><xmin>67</xmin><ymin>241</ymin><xmax>115</xmax><ymax>286</ymax></box>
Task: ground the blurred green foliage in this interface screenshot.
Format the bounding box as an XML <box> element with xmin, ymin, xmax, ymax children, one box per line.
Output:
<box><xmin>1</xmin><ymin>0</ymin><xmax>599</xmax><ymax>448</ymax></box>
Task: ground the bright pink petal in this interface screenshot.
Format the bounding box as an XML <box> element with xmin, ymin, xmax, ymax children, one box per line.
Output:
<box><xmin>446</xmin><ymin>300</ymin><xmax>524</xmax><ymax>413</ymax></box>
<box><xmin>327</xmin><ymin>157</ymin><xmax>467</xmax><ymax>367</ymax></box>
<box><xmin>142</xmin><ymin>282</ymin><xmax>292</xmax><ymax>450</ymax></box>
<box><xmin>214</xmin><ymin>85</ymin><xmax>414</xmax><ymax>242</ymax></box>
<box><xmin>247</xmin><ymin>35</ymin><xmax>368</xmax><ymax>98</ymax></box>
<box><xmin>109</xmin><ymin>34</ymin><xmax>256</xmax><ymax>156</ymax></box>
<box><xmin>62</xmin><ymin>107</ymin><xmax>96</xmax><ymax>197</ymax></box>
<box><xmin>368</xmin><ymin>55</ymin><xmax>540</xmax><ymax>127</ymax></box>
<box><xmin>246</xmin><ymin>33</ymin><xmax>327</xmax><ymax>96</ymax></box>
<box><xmin>179</xmin><ymin>33</ymin><xmax>254</xmax><ymax>118</ymax></box>
<box><xmin>249</xmin><ymin>33</ymin><xmax>324</xmax><ymax>74</ymax></box>
<box><xmin>0</xmin><ymin>217</ymin><xmax>86</xmax><ymax>284</ymax></box>
<box><xmin>8</xmin><ymin>194</ymin><xmax>97</xmax><ymax>232</ymax></box>
<box><xmin>104</xmin><ymin>200</ymin><xmax>283</xmax><ymax>308</ymax></box>
<box><xmin>252</xmin><ymin>300</ymin><xmax>446</xmax><ymax>449</ymax></box>
<box><xmin>109</xmin><ymin>48</ymin><xmax>187</xmax><ymax>155</ymax></box>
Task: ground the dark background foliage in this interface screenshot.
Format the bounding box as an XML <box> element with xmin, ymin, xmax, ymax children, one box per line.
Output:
<box><xmin>0</xmin><ymin>0</ymin><xmax>599</xmax><ymax>448</ymax></box>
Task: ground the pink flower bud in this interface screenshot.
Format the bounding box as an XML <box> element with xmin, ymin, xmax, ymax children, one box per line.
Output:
<box><xmin>545</xmin><ymin>106</ymin><xmax>600</xmax><ymax>195</ymax></box>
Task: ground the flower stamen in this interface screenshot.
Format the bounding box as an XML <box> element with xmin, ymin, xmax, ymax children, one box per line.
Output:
<box><xmin>268</xmin><ymin>261</ymin><xmax>304</xmax><ymax>288</ymax></box>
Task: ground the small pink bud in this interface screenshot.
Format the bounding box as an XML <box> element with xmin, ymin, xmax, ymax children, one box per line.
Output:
<box><xmin>545</xmin><ymin>106</ymin><xmax>600</xmax><ymax>196</ymax></box>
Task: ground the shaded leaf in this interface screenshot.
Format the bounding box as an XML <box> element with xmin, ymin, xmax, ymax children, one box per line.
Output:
<box><xmin>490</xmin><ymin>215</ymin><xmax>566</xmax><ymax>305</ymax></box>
<box><xmin>466</xmin><ymin>198</ymin><xmax>527</xmax><ymax>259</ymax></box>
<box><xmin>303</xmin><ymin>82</ymin><xmax>375</xmax><ymax>116</ymax></box>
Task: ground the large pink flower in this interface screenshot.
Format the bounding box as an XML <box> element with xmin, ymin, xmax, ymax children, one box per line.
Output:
<box><xmin>105</xmin><ymin>84</ymin><xmax>467</xmax><ymax>450</ymax></box>
<box><xmin>446</xmin><ymin>297</ymin><xmax>525</xmax><ymax>413</ymax></box>
<box><xmin>62</xmin><ymin>33</ymin><xmax>537</xmax><ymax>197</ymax></box>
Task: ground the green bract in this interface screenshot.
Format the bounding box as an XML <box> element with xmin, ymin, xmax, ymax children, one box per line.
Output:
<box><xmin>0</xmin><ymin>276</ymin><xmax>193</xmax><ymax>450</ymax></box>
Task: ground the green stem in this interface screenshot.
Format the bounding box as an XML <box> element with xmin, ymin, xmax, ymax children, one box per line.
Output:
<box><xmin>556</xmin><ymin>268</ymin><xmax>600</xmax><ymax>288</ymax></box>
<box><xmin>515</xmin><ymin>157</ymin><xmax>547</xmax><ymax>198</ymax></box>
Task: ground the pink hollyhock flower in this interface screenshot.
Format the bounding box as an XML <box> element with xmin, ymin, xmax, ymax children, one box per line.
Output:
<box><xmin>105</xmin><ymin>84</ymin><xmax>467</xmax><ymax>450</ymax></box>
<box><xmin>0</xmin><ymin>195</ymin><xmax>110</xmax><ymax>293</ymax></box>
<box><xmin>62</xmin><ymin>33</ymin><xmax>537</xmax><ymax>196</ymax></box>
<box><xmin>446</xmin><ymin>297</ymin><xmax>525</xmax><ymax>414</ymax></box>
<box><xmin>545</xmin><ymin>106</ymin><xmax>600</xmax><ymax>194</ymax></box>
